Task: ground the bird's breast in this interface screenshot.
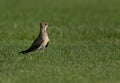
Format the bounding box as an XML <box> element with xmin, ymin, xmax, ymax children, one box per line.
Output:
<box><xmin>37</xmin><ymin>35</ymin><xmax>49</xmax><ymax>50</ymax></box>
<box><xmin>41</xmin><ymin>32</ymin><xmax>49</xmax><ymax>46</ymax></box>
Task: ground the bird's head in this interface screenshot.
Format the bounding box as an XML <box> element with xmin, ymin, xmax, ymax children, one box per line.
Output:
<box><xmin>40</xmin><ymin>22</ymin><xmax>48</xmax><ymax>31</ymax></box>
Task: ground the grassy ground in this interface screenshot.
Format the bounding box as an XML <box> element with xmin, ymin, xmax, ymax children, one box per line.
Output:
<box><xmin>0</xmin><ymin>0</ymin><xmax>120</xmax><ymax>83</ymax></box>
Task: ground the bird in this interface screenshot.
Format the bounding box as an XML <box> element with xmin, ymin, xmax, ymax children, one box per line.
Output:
<box><xmin>19</xmin><ymin>22</ymin><xmax>49</xmax><ymax>54</ymax></box>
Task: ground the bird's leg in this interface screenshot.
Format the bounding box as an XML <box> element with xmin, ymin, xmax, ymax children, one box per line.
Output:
<box><xmin>41</xmin><ymin>46</ymin><xmax>45</xmax><ymax>54</ymax></box>
<box><xmin>38</xmin><ymin>46</ymin><xmax>45</xmax><ymax>55</ymax></box>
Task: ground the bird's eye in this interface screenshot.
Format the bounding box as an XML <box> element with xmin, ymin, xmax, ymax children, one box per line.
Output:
<box><xmin>45</xmin><ymin>23</ymin><xmax>48</xmax><ymax>26</ymax></box>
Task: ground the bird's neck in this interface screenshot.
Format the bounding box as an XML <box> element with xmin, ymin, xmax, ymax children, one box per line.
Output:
<box><xmin>40</xmin><ymin>29</ymin><xmax>47</xmax><ymax>33</ymax></box>
<box><xmin>39</xmin><ymin>29</ymin><xmax>48</xmax><ymax>37</ymax></box>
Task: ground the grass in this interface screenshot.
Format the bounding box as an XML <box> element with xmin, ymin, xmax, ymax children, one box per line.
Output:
<box><xmin>0</xmin><ymin>0</ymin><xmax>120</xmax><ymax>83</ymax></box>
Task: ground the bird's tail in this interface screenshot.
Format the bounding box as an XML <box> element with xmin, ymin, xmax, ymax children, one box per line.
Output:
<box><xmin>19</xmin><ymin>50</ymin><xmax>30</xmax><ymax>54</ymax></box>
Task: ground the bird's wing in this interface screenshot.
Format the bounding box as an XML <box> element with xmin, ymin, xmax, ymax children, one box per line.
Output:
<box><xmin>45</xmin><ymin>41</ymin><xmax>49</xmax><ymax>48</ymax></box>
<box><xmin>27</xmin><ymin>38</ymin><xmax>43</xmax><ymax>51</ymax></box>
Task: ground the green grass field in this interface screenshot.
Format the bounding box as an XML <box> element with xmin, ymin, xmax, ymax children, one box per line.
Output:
<box><xmin>0</xmin><ymin>0</ymin><xmax>120</xmax><ymax>83</ymax></box>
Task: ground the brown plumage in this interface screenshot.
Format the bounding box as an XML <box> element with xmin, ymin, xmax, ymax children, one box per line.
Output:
<box><xmin>19</xmin><ymin>22</ymin><xmax>49</xmax><ymax>54</ymax></box>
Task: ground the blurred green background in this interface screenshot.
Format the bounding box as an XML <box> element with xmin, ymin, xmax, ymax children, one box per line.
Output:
<box><xmin>0</xmin><ymin>0</ymin><xmax>120</xmax><ymax>83</ymax></box>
